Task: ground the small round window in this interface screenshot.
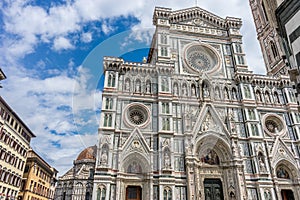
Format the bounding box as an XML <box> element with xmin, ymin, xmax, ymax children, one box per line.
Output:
<box><xmin>263</xmin><ymin>114</ymin><xmax>285</xmax><ymax>136</ymax></box>
<box><xmin>125</xmin><ymin>103</ymin><xmax>150</xmax><ymax>127</ymax></box>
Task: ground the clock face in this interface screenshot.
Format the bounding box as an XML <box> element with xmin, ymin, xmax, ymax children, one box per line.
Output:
<box><xmin>185</xmin><ymin>44</ymin><xmax>219</xmax><ymax>73</ymax></box>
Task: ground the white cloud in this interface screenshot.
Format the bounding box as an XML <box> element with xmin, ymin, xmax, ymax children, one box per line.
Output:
<box><xmin>1</xmin><ymin>0</ymin><xmax>265</xmax><ymax>73</ymax></box>
<box><xmin>53</xmin><ymin>36</ymin><xmax>74</xmax><ymax>51</ymax></box>
<box><xmin>101</xmin><ymin>22</ymin><xmax>115</xmax><ymax>35</ymax></box>
<box><xmin>81</xmin><ymin>32</ymin><xmax>92</xmax><ymax>43</ymax></box>
<box><xmin>1</xmin><ymin>64</ymin><xmax>101</xmax><ymax>174</ymax></box>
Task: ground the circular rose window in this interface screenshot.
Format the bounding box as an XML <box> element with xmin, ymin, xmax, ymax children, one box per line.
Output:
<box><xmin>263</xmin><ymin>114</ymin><xmax>285</xmax><ymax>136</ymax></box>
<box><xmin>184</xmin><ymin>43</ymin><xmax>220</xmax><ymax>74</ymax></box>
<box><xmin>125</xmin><ymin>103</ymin><xmax>150</xmax><ymax>127</ymax></box>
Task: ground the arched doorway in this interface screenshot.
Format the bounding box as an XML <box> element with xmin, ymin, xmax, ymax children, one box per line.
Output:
<box><xmin>126</xmin><ymin>186</ymin><xmax>142</xmax><ymax>200</ymax></box>
<box><xmin>281</xmin><ymin>189</ymin><xmax>295</xmax><ymax>200</ymax></box>
<box><xmin>190</xmin><ymin>134</ymin><xmax>244</xmax><ymax>200</ymax></box>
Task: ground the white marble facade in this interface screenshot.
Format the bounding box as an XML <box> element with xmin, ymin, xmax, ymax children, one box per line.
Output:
<box><xmin>93</xmin><ymin>6</ymin><xmax>300</xmax><ymax>200</ymax></box>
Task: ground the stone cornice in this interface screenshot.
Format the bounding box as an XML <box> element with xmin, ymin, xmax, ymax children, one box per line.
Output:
<box><xmin>153</xmin><ymin>6</ymin><xmax>242</xmax><ymax>29</ymax></box>
<box><xmin>103</xmin><ymin>56</ymin><xmax>174</xmax><ymax>75</ymax></box>
<box><xmin>234</xmin><ymin>71</ymin><xmax>291</xmax><ymax>87</ymax></box>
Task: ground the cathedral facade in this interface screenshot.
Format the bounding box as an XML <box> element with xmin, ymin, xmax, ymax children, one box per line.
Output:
<box><xmin>93</xmin><ymin>6</ymin><xmax>300</xmax><ymax>200</ymax></box>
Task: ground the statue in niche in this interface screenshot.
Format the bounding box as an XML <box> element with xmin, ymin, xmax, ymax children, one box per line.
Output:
<box><xmin>191</xmin><ymin>85</ymin><xmax>196</xmax><ymax>96</ymax></box>
<box><xmin>146</xmin><ymin>81</ymin><xmax>151</xmax><ymax>93</ymax></box>
<box><xmin>182</xmin><ymin>84</ymin><xmax>187</xmax><ymax>96</ymax></box>
<box><xmin>164</xmin><ymin>152</ymin><xmax>171</xmax><ymax>169</ymax></box>
<box><xmin>162</xmin><ymin>78</ymin><xmax>168</xmax><ymax>91</ymax></box>
<box><xmin>201</xmin><ymin>114</ymin><xmax>211</xmax><ymax>131</ymax></box>
<box><xmin>258</xmin><ymin>152</ymin><xmax>266</xmax><ymax>172</ymax></box>
<box><xmin>173</xmin><ymin>83</ymin><xmax>178</xmax><ymax>96</ymax></box>
<box><xmin>125</xmin><ymin>79</ymin><xmax>130</xmax><ymax>91</ymax></box>
<box><xmin>232</xmin><ymin>88</ymin><xmax>237</xmax><ymax>100</ymax></box>
<box><xmin>200</xmin><ymin>149</ymin><xmax>219</xmax><ymax>165</ymax></box>
<box><xmin>203</xmin><ymin>83</ymin><xmax>210</xmax><ymax>98</ymax></box>
<box><xmin>100</xmin><ymin>149</ymin><xmax>108</xmax><ymax>165</ymax></box>
<box><xmin>244</xmin><ymin>85</ymin><xmax>251</xmax><ymax>98</ymax></box>
<box><xmin>256</xmin><ymin>91</ymin><xmax>262</xmax><ymax>101</ymax></box>
<box><xmin>135</xmin><ymin>80</ymin><xmax>141</xmax><ymax>93</ymax></box>
<box><xmin>215</xmin><ymin>87</ymin><xmax>220</xmax><ymax>99</ymax></box>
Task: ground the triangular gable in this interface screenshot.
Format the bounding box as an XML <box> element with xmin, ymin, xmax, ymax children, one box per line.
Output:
<box><xmin>271</xmin><ymin>136</ymin><xmax>297</xmax><ymax>167</ymax></box>
<box><xmin>191</xmin><ymin>103</ymin><xmax>230</xmax><ymax>141</ymax></box>
<box><xmin>121</xmin><ymin>128</ymin><xmax>151</xmax><ymax>157</ymax></box>
<box><xmin>169</xmin><ymin>7</ymin><xmax>226</xmax><ymax>29</ymax></box>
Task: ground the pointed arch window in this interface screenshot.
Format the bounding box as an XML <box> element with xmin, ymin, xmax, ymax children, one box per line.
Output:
<box><xmin>162</xmin><ymin>118</ymin><xmax>171</xmax><ymax>131</ymax></box>
<box><xmin>103</xmin><ymin>114</ymin><xmax>112</xmax><ymax>127</ymax></box>
<box><xmin>163</xmin><ymin>187</ymin><xmax>172</xmax><ymax>200</ymax></box>
<box><xmin>105</xmin><ymin>98</ymin><xmax>113</xmax><ymax>110</ymax></box>
<box><xmin>97</xmin><ymin>186</ymin><xmax>106</xmax><ymax>200</ymax></box>
<box><xmin>162</xmin><ymin>102</ymin><xmax>170</xmax><ymax>114</ymax></box>
<box><xmin>160</xmin><ymin>33</ymin><xmax>168</xmax><ymax>44</ymax></box>
<box><xmin>107</xmin><ymin>72</ymin><xmax>116</xmax><ymax>87</ymax></box>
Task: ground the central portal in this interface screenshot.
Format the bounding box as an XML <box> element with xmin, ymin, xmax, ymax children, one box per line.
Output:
<box><xmin>126</xmin><ymin>186</ymin><xmax>142</xmax><ymax>200</ymax></box>
<box><xmin>204</xmin><ymin>179</ymin><xmax>224</xmax><ymax>200</ymax></box>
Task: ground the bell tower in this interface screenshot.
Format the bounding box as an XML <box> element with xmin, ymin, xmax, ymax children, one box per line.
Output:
<box><xmin>249</xmin><ymin>0</ymin><xmax>288</xmax><ymax>76</ymax></box>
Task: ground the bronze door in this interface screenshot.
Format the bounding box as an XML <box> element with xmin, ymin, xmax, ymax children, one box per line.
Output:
<box><xmin>204</xmin><ymin>179</ymin><xmax>224</xmax><ymax>200</ymax></box>
<box><xmin>126</xmin><ymin>186</ymin><xmax>142</xmax><ymax>200</ymax></box>
<box><xmin>281</xmin><ymin>190</ymin><xmax>295</xmax><ymax>200</ymax></box>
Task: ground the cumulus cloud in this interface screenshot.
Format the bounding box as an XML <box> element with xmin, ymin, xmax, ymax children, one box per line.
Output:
<box><xmin>1</xmin><ymin>64</ymin><xmax>101</xmax><ymax>174</ymax></box>
<box><xmin>1</xmin><ymin>0</ymin><xmax>264</xmax><ymax>73</ymax></box>
<box><xmin>81</xmin><ymin>32</ymin><xmax>92</xmax><ymax>43</ymax></box>
<box><xmin>53</xmin><ymin>36</ymin><xmax>74</xmax><ymax>51</ymax></box>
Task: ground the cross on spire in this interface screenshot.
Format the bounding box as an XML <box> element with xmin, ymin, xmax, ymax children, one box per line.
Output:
<box><xmin>195</xmin><ymin>0</ymin><xmax>198</xmax><ymax>6</ymax></box>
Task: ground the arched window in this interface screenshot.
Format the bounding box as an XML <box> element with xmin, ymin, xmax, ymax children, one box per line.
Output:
<box><xmin>163</xmin><ymin>187</ymin><xmax>172</xmax><ymax>200</ymax></box>
<box><xmin>97</xmin><ymin>186</ymin><xmax>106</xmax><ymax>200</ymax></box>
<box><xmin>105</xmin><ymin>98</ymin><xmax>113</xmax><ymax>110</ymax></box>
<box><xmin>103</xmin><ymin>114</ymin><xmax>112</xmax><ymax>127</ymax></box>
<box><xmin>107</xmin><ymin>72</ymin><xmax>116</xmax><ymax>87</ymax></box>
<box><xmin>162</xmin><ymin>102</ymin><xmax>170</xmax><ymax>114</ymax></box>
<box><xmin>162</xmin><ymin>118</ymin><xmax>170</xmax><ymax>131</ymax></box>
<box><xmin>274</xmin><ymin>92</ymin><xmax>280</xmax><ymax>103</ymax></box>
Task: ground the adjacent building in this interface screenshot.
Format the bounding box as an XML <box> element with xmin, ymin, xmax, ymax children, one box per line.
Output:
<box><xmin>54</xmin><ymin>146</ymin><xmax>96</xmax><ymax>200</ymax></box>
<box><xmin>93</xmin><ymin>6</ymin><xmax>300</xmax><ymax>200</ymax></box>
<box><xmin>249</xmin><ymin>0</ymin><xmax>288</xmax><ymax>76</ymax></box>
<box><xmin>0</xmin><ymin>96</ymin><xmax>36</xmax><ymax>199</ymax></box>
<box><xmin>18</xmin><ymin>149</ymin><xmax>58</xmax><ymax>200</ymax></box>
<box><xmin>275</xmin><ymin>0</ymin><xmax>300</xmax><ymax>108</ymax></box>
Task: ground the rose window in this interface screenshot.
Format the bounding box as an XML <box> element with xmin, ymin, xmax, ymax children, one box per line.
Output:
<box><xmin>126</xmin><ymin>104</ymin><xmax>150</xmax><ymax>127</ymax></box>
<box><xmin>263</xmin><ymin>114</ymin><xmax>285</xmax><ymax>136</ymax></box>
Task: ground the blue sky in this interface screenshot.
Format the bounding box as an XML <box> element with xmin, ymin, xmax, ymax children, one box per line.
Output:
<box><xmin>0</xmin><ymin>0</ymin><xmax>265</xmax><ymax>175</ymax></box>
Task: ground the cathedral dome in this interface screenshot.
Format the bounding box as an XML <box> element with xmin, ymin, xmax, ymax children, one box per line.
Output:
<box><xmin>76</xmin><ymin>145</ymin><xmax>97</xmax><ymax>161</ymax></box>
